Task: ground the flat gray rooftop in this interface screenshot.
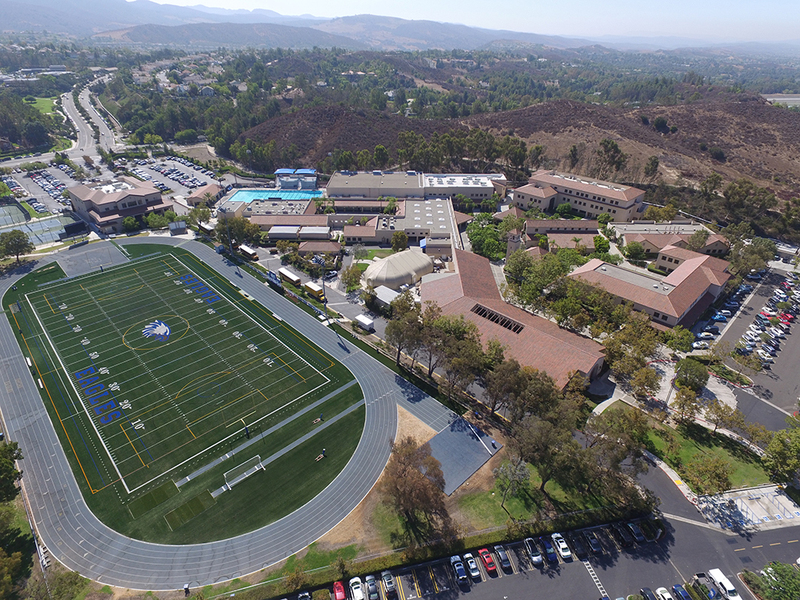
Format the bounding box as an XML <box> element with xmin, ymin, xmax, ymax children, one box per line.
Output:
<box><xmin>592</xmin><ymin>262</ymin><xmax>672</xmax><ymax>294</ymax></box>
<box><xmin>427</xmin><ymin>416</ymin><xmax>500</xmax><ymax>495</ymax></box>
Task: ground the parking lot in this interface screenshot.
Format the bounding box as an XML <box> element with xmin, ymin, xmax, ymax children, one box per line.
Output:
<box><xmin>715</xmin><ymin>269</ymin><xmax>800</xmax><ymax>414</ymax></box>
<box><xmin>337</xmin><ymin>518</ymin><xmax>763</xmax><ymax>600</ymax></box>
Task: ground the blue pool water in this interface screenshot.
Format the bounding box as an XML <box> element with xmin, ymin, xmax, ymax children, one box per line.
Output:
<box><xmin>228</xmin><ymin>189</ymin><xmax>324</xmax><ymax>202</ymax></box>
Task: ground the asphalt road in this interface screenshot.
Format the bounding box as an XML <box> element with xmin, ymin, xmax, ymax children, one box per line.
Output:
<box><xmin>0</xmin><ymin>239</ymin><xmax>455</xmax><ymax>590</ymax></box>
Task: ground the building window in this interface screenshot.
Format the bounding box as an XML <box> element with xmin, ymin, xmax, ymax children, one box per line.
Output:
<box><xmin>661</xmin><ymin>315</ymin><xmax>668</xmax><ymax>321</ymax></box>
<box><xmin>653</xmin><ymin>312</ymin><xmax>660</xmax><ymax>318</ymax></box>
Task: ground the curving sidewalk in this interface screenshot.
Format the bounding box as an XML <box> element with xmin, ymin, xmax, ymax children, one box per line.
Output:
<box><xmin>0</xmin><ymin>239</ymin><xmax>455</xmax><ymax>590</ymax></box>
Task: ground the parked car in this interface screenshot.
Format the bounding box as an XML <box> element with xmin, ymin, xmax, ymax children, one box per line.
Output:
<box><xmin>655</xmin><ymin>588</ymin><xmax>675</xmax><ymax>600</ymax></box>
<box><xmin>450</xmin><ymin>556</ymin><xmax>468</xmax><ymax>583</ymax></box>
<box><xmin>719</xmin><ymin>309</ymin><xmax>732</xmax><ymax>317</ymax></box>
<box><xmin>551</xmin><ymin>533</ymin><xmax>572</xmax><ymax>560</ymax></box>
<box><xmin>583</xmin><ymin>530</ymin><xmax>603</xmax><ymax>554</ymax></box>
<box><xmin>671</xmin><ymin>584</ymin><xmax>692</xmax><ymax>600</ymax></box>
<box><xmin>478</xmin><ymin>548</ymin><xmax>497</xmax><ymax>573</ymax></box>
<box><xmin>380</xmin><ymin>571</ymin><xmax>396</xmax><ymax>597</ymax></box>
<box><xmin>463</xmin><ymin>553</ymin><xmax>481</xmax><ymax>579</ymax></box>
<box><xmin>627</xmin><ymin>521</ymin><xmax>646</xmax><ymax>543</ymax></box>
<box><xmin>333</xmin><ymin>582</ymin><xmax>346</xmax><ymax>600</ymax></box>
<box><xmin>566</xmin><ymin>532</ymin><xmax>588</xmax><ymax>558</ymax></box>
<box><xmin>364</xmin><ymin>575</ymin><xmax>379</xmax><ymax>600</ymax></box>
<box><xmin>349</xmin><ymin>577</ymin><xmax>365</xmax><ymax>600</ymax></box>
<box><xmin>711</xmin><ymin>313</ymin><xmax>728</xmax><ymax>322</ymax></box>
<box><xmin>640</xmin><ymin>588</ymin><xmax>658</xmax><ymax>600</ymax></box>
<box><xmin>703</xmin><ymin>325</ymin><xmax>720</xmax><ymax>333</ymax></box>
<box><xmin>539</xmin><ymin>537</ymin><xmax>558</xmax><ymax>563</ymax></box>
<box><xmin>610</xmin><ymin>523</ymin><xmax>634</xmax><ymax>547</ymax></box>
<box><xmin>757</xmin><ymin>350</ymin><xmax>774</xmax><ymax>362</ymax></box>
<box><xmin>696</xmin><ymin>332</ymin><xmax>715</xmax><ymax>339</ymax></box>
<box><xmin>523</xmin><ymin>537</ymin><xmax>543</xmax><ymax>566</ymax></box>
<box><xmin>493</xmin><ymin>545</ymin><xmax>512</xmax><ymax>570</ymax></box>
<box><xmin>692</xmin><ymin>341</ymin><xmax>709</xmax><ymax>350</ymax></box>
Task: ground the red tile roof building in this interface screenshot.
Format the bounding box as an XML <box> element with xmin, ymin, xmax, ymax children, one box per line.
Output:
<box><xmin>420</xmin><ymin>249</ymin><xmax>605</xmax><ymax>389</ymax></box>
<box><xmin>569</xmin><ymin>254</ymin><xmax>730</xmax><ymax>328</ymax></box>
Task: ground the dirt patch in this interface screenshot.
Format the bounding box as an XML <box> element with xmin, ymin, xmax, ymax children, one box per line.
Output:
<box><xmin>177</xmin><ymin>143</ymin><xmax>217</xmax><ymax>164</ymax></box>
<box><xmin>315</xmin><ymin>405</ymin><xmax>437</xmax><ymax>552</ymax></box>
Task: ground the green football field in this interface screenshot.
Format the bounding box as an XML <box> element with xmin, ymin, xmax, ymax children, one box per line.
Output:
<box><xmin>22</xmin><ymin>254</ymin><xmax>330</xmax><ymax>493</ymax></box>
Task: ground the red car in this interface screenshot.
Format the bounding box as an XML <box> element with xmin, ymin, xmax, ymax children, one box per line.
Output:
<box><xmin>333</xmin><ymin>581</ymin><xmax>346</xmax><ymax>600</ymax></box>
<box><xmin>780</xmin><ymin>313</ymin><xmax>795</xmax><ymax>321</ymax></box>
<box><xmin>478</xmin><ymin>548</ymin><xmax>497</xmax><ymax>573</ymax></box>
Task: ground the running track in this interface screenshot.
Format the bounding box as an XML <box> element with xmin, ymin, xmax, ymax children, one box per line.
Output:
<box><xmin>0</xmin><ymin>239</ymin><xmax>455</xmax><ymax>589</ymax></box>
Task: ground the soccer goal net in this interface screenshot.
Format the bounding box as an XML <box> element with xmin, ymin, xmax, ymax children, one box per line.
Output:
<box><xmin>223</xmin><ymin>455</ymin><xmax>262</xmax><ymax>489</ymax></box>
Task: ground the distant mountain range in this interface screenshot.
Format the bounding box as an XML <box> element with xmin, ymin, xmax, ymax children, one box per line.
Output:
<box><xmin>2</xmin><ymin>0</ymin><xmax>800</xmax><ymax>55</ymax></box>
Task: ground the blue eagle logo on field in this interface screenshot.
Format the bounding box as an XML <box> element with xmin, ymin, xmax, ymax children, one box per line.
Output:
<box><xmin>142</xmin><ymin>320</ymin><xmax>171</xmax><ymax>342</ymax></box>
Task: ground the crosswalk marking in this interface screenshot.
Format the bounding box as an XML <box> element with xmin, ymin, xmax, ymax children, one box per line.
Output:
<box><xmin>582</xmin><ymin>559</ymin><xmax>608</xmax><ymax>598</ymax></box>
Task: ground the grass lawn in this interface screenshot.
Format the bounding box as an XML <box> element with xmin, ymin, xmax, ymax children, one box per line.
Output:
<box><xmin>366</xmin><ymin>248</ymin><xmax>393</xmax><ymax>260</ymax></box>
<box><xmin>648</xmin><ymin>421</ymin><xmax>769</xmax><ymax>491</ymax></box>
<box><xmin>457</xmin><ymin>465</ymin><xmax>608</xmax><ymax>530</ymax></box>
<box><xmin>29</xmin><ymin>96</ymin><xmax>58</xmax><ymax>114</ymax></box>
<box><xmin>4</xmin><ymin>245</ymin><xmax>365</xmax><ymax>543</ymax></box>
<box><xmin>19</xmin><ymin>201</ymin><xmax>50</xmax><ymax>218</ymax></box>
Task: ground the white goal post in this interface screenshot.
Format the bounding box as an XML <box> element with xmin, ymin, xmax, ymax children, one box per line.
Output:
<box><xmin>223</xmin><ymin>455</ymin><xmax>263</xmax><ymax>489</ymax></box>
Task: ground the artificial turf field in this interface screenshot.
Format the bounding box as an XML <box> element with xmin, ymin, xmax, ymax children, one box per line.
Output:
<box><xmin>6</xmin><ymin>245</ymin><xmax>364</xmax><ymax>542</ymax></box>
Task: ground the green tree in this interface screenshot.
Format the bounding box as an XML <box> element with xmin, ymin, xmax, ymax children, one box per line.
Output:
<box><xmin>188</xmin><ymin>205</ymin><xmax>212</xmax><ymax>227</ymax></box>
<box><xmin>385</xmin><ymin>294</ymin><xmax>421</xmax><ymax>366</ymax></box>
<box><xmin>0</xmin><ymin>230</ymin><xmax>34</xmax><ymax>262</ymax></box>
<box><xmin>512</xmin><ymin>414</ymin><xmax>581</xmax><ymax>499</ymax></box>
<box><xmin>595</xmin><ymin>138</ymin><xmax>628</xmax><ymax>176</ymax></box>
<box><xmin>686</xmin><ymin>229</ymin><xmax>710</xmax><ymax>252</ymax></box>
<box><xmin>122</xmin><ymin>216</ymin><xmax>139</xmax><ymax>232</ymax></box>
<box><xmin>340</xmin><ymin>264</ymin><xmax>363</xmax><ymax>292</ymax></box>
<box><xmin>0</xmin><ymin>442</ymin><xmax>23</xmax><ymax>502</ymax></box>
<box><xmin>146</xmin><ymin>212</ymin><xmax>169</xmax><ymax>229</ymax></box>
<box><xmin>644</xmin><ymin>155</ymin><xmax>660</xmax><ymax>178</ymax></box>
<box><xmin>378</xmin><ymin>437</ymin><xmax>453</xmax><ymax>545</ymax></box>
<box><xmin>763</xmin><ymin>427</ymin><xmax>800</xmax><ymax>484</ymax></box>
<box><xmin>625</xmin><ymin>241</ymin><xmax>646</xmax><ymax>261</ymax></box>
<box><xmin>493</xmin><ymin>457</ymin><xmax>530</xmax><ymax>513</ymax></box>
<box><xmin>707</xmin><ymin>399</ymin><xmax>736</xmax><ymax>433</ymax></box>
<box><xmin>0</xmin><ymin>547</ymin><xmax>22</xmax><ymax>599</ymax></box>
<box><xmin>529</xmin><ymin>144</ymin><xmax>546</xmax><ymax>169</ymax></box>
<box><xmin>673</xmin><ymin>384</ymin><xmax>701</xmax><ymax>423</ymax></box>
<box><xmin>352</xmin><ymin>244</ymin><xmax>368</xmax><ymax>261</ymax></box>
<box><xmin>567</xmin><ymin>144</ymin><xmax>579</xmax><ymax>169</ymax></box>
<box><xmin>391</xmin><ymin>230</ymin><xmax>408</xmax><ymax>253</ymax></box>
<box><xmin>504</xmin><ymin>248</ymin><xmax>535</xmax><ymax>283</ymax></box>
<box><xmin>373</xmin><ymin>144</ymin><xmax>390</xmax><ymax>169</ymax></box>
<box><xmin>675</xmin><ymin>357</ymin><xmax>709</xmax><ymax>392</ymax></box>
<box><xmin>756</xmin><ymin>561</ymin><xmax>800</xmax><ymax>600</ymax></box>
<box><xmin>597</xmin><ymin>213</ymin><xmax>613</xmax><ymax>227</ymax></box>
<box><xmin>555</xmin><ymin>202</ymin><xmax>573</xmax><ymax>218</ymax></box>
<box><xmin>484</xmin><ymin>358</ymin><xmax>526</xmax><ymax>415</ymax></box>
<box><xmin>593</xmin><ymin>235</ymin><xmax>610</xmax><ymax>254</ymax></box>
<box><xmin>662</xmin><ymin>325</ymin><xmax>694</xmax><ymax>353</ymax></box>
<box><xmin>630</xmin><ymin>366</ymin><xmax>660</xmax><ymax>398</ymax></box>
<box><xmin>684</xmin><ymin>454</ymin><xmax>732</xmax><ymax>494</ymax></box>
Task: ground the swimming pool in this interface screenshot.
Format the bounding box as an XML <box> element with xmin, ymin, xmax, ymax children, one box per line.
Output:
<box><xmin>227</xmin><ymin>189</ymin><xmax>324</xmax><ymax>202</ymax></box>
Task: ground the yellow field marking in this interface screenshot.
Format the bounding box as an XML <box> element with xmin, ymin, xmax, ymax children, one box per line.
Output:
<box><xmin>189</xmin><ymin>390</ymin><xmax>258</xmax><ymax>425</ymax></box>
<box><xmin>174</xmin><ymin>371</ymin><xmax>231</xmax><ymax>400</ymax></box>
<box><xmin>769</xmin><ymin>542</ymin><xmax>781</xmax><ymax>546</ymax></box>
<box><xmin>186</xmin><ymin>425</ymin><xmax>196</xmax><ymax>439</ymax></box>
<box><xmin>12</xmin><ymin>310</ymin><xmax>98</xmax><ymax>492</ymax></box>
<box><xmin>273</xmin><ymin>352</ymin><xmax>305</xmax><ymax>382</ymax></box>
<box><xmin>121</xmin><ymin>423</ymin><xmax>147</xmax><ymax>468</ymax></box>
<box><xmin>44</xmin><ymin>294</ymin><xmax>55</xmax><ymax>314</ymax></box>
<box><xmin>226</xmin><ymin>411</ymin><xmax>256</xmax><ymax>427</ymax></box>
<box><xmin>752</xmin><ymin>545</ymin><xmax>763</xmax><ymax>549</ymax></box>
<box><xmin>788</xmin><ymin>539</ymin><xmax>798</xmax><ymax>543</ymax></box>
<box><xmin>734</xmin><ymin>548</ymin><xmax>745</xmax><ymax>552</ymax></box>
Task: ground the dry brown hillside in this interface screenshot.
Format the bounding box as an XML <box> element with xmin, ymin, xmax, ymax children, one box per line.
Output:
<box><xmin>239</xmin><ymin>97</ymin><xmax>800</xmax><ymax>198</ymax></box>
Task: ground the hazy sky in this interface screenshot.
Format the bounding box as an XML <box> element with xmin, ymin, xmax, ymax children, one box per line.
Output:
<box><xmin>145</xmin><ymin>0</ymin><xmax>799</xmax><ymax>42</ymax></box>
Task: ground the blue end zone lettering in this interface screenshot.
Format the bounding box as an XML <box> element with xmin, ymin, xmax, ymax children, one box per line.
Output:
<box><xmin>77</xmin><ymin>376</ymin><xmax>100</xmax><ymax>388</ymax></box>
<box><xmin>192</xmin><ymin>286</ymin><xmax>210</xmax><ymax>294</ymax></box>
<box><xmin>100</xmin><ymin>410</ymin><xmax>122</xmax><ymax>424</ymax></box>
<box><xmin>205</xmin><ymin>296</ymin><xmax>222</xmax><ymax>304</ymax></box>
<box><xmin>87</xmin><ymin>390</ymin><xmax>110</xmax><ymax>404</ymax></box>
<box><xmin>74</xmin><ymin>367</ymin><xmax>96</xmax><ymax>379</ymax></box>
<box><xmin>92</xmin><ymin>400</ymin><xmax>117</xmax><ymax>416</ymax></box>
<box><xmin>83</xmin><ymin>383</ymin><xmax>105</xmax><ymax>397</ymax></box>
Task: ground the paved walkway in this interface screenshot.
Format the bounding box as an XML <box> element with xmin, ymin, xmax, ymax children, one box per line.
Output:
<box><xmin>0</xmin><ymin>238</ymin><xmax>456</xmax><ymax>590</ymax></box>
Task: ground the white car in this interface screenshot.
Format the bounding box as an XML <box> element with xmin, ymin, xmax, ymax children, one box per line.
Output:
<box><xmin>757</xmin><ymin>350</ymin><xmax>774</xmax><ymax>362</ymax></box>
<box><xmin>349</xmin><ymin>577</ymin><xmax>364</xmax><ymax>600</ymax></box>
<box><xmin>719</xmin><ymin>309</ymin><xmax>732</xmax><ymax>317</ymax></box>
<box><xmin>692</xmin><ymin>341</ymin><xmax>709</xmax><ymax>350</ymax></box>
<box><xmin>655</xmin><ymin>588</ymin><xmax>675</xmax><ymax>600</ymax></box>
<box><xmin>769</xmin><ymin>327</ymin><xmax>785</xmax><ymax>338</ymax></box>
<box><xmin>551</xmin><ymin>532</ymin><xmax>572</xmax><ymax>560</ymax></box>
<box><xmin>749</xmin><ymin>324</ymin><xmax>764</xmax><ymax>334</ymax></box>
<box><xmin>463</xmin><ymin>553</ymin><xmax>481</xmax><ymax>579</ymax></box>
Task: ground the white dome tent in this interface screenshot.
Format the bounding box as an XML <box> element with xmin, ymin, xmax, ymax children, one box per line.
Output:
<box><xmin>363</xmin><ymin>250</ymin><xmax>434</xmax><ymax>290</ymax></box>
